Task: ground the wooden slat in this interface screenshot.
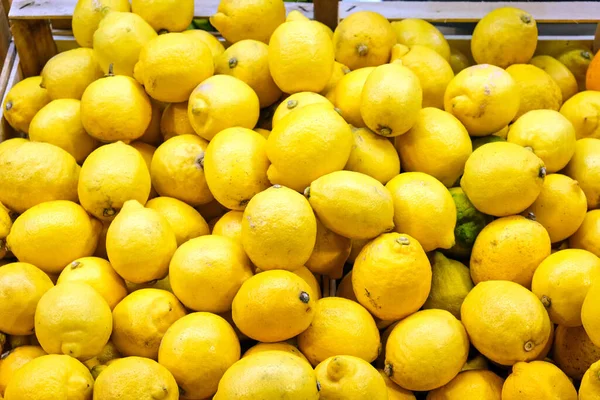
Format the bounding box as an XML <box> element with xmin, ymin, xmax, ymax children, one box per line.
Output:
<box><xmin>314</xmin><ymin>0</ymin><xmax>339</xmax><ymax>29</ymax></box>
<box><xmin>0</xmin><ymin>43</ymin><xmax>18</xmax><ymax>142</ymax></box>
<box><xmin>10</xmin><ymin>19</ymin><xmax>56</xmax><ymax>77</ymax></box>
<box><xmin>0</xmin><ymin>0</ymin><xmax>11</xmax><ymax>70</ymax></box>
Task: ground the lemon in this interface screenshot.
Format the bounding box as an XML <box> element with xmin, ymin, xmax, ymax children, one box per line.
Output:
<box><xmin>379</xmin><ymin>370</ymin><xmax>416</xmax><ymax>400</ymax></box>
<box><xmin>298</xmin><ymin>297</ymin><xmax>379</xmax><ymax>366</ymax></box>
<box><xmin>4</xmin><ymin>355</ymin><xmax>93</xmax><ymax>399</ymax></box>
<box><xmin>307</xmin><ymin>170</ymin><xmax>394</xmax><ymax>240</ymax></box>
<box><xmin>112</xmin><ymin>289</ymin><xmax>186</xmax><ymax>359</ymax></box>
<box><xmin>8</xmin><ymin>201</ymin><xmax>101</xmax><ymax>274</ymax></box>
<box><xmin>210</xmin><ymin>0</ymin><xmax>285</xmax><ymax>44</ymax></box>
<box><xmin>57</xmin><ymin>257</ymin><xmax>127</xmax><ymax>310</ymax></box>
<box><xmin>28</xmin><ymin>99</ymin><xmax>98</xmax><ymax>163</ymax></box>
<box><xmin>580</xmin><ymin>360</ymin><xmax>600</xmax><ymax>400</ymax></box>
<box><xmin>386</xmin><ymin>172</ymin><xmax>456</xmax><ymax>251</ymax></box>
<box><xmin>554</xmin><ymin>325</ymin><xmax>600</xmax><ymax>380</ymax></box>
<box><xmin>449</xmin><ymin>46</ymin><xmax>471</xmax><ymax>74</ymax></box>
<box><xmin>361</xmin><ymin>63</ymin><xmax>422</xmax><ymax>137</ymax></box>
<box><xmin>460</xmin><ymin>142</ymin><xmax>546</xmax><ymax>216</ymax></box>
<box><xmin>80</xmin><ymin>73</ymin><xmax>152</xmax><ymax>142</ymax></box>
<box><xmin>316</xmin><ymin>355</ymin><xmax>388</xmax><ymax>399</ymax></box>
<box><xmin>93</xmin><ymin>357</ymin><xmax>178</xmax><ymax>400</ymax></box>
<box><xmin>212</xmin><ymin>210</ymin><xmax>244</xmax><ymax>244</ymax></box>
<box><xmin>353</xmin><ymin>233</ymin><xmax>431</xmax><ymax>320</ymax></box>
<box><xmin>461</xmin><ymin>280</ymin><xmax>552</xmax><ymax>365</ymax></box>
<box><xmin>188</xmin><ymin>75</ymin><xmax>260</xmax><ymax>141</ymax></box>
<box><xmin>243</xmin><ymin>342</ymin><xmax>309</xmax><ymax>364</ymax></box>
<box><xmin>134</xmin><ymin>33</ymin><xmax>214</xmax><ymax>103</ymax></box>
<box><xmin>242</xmin><ymin>185</ymin><xmax>316</xmax><ymax>271</ymax></box>
<box><xmin>41</xmin><ymin>48</ymin><xmax>103</xmax><ymax>100</ymax></box>
<box><xmin>426</xmin><ymin>370</ymin><xmax>504</xmax><ymax>400</ymax></box>
<box><xmin>267</xmin><ymin>104</ymin><xmax>352</xmax><ymax>191</ymax></box>
<box><xmin>2</xmin><ymin>76</ymin><xmax>50</xmax><ymax>133</ymax></box>
<box><xmin>183</xmin><ymin>30</ymin><xmax>225</xmax><ymax>63</ymax></box>
<box><xmin>131</xmin><ymin>0</ymin><xmax>193</xmax><ymax>32</ymax></box>
<box><xmin>158</xmin><ymin>312</ymin><xmax>240</xmax><ymax>399</ymax></box>
<box><xmin>335</xmin><ymin>68</ymin><xmax>378</xmax><ymax>131</ymax></box>
<box><xmin>286</xmin><ymin>10</ymin><xmax>333</xmax><ymax>39</ymax></box>
<box><xmin>129</xmin><ymin>141</ymin><xmax>157</xmax><ymax>198</ymax></box>
<box><xmin>35</xmin><ymin>282</ymin><xmax>112</xmax><ymax>360</ymax></box>
<box><xmin>0</xmin><ymin>346</ymin><xmax>47</xmax><ymax>395</ymax></box>
<box><xmin>392</xmin><ymin>19</ymin><xmax>450</xmax><ymax>60</ymax></box>
<box><xmin>391</xmin><ymin>44</ymin><xmax>454</xmax><ymax>109</ymax></box>
<box><xmin>137</xmin><ymin>100</ymin><xmax>163</xmax><ymax>147</ymax></box>
<box><xmin>305</xmin><ymin>218</ymin><xmax>351</xmax><ymax>279</ymax></box>
<box><xmin>79</xmin><ymin>141</ymin><xmax>151</xmax><ymax>220</ymax></box>
<box><xmin>535</xmin><ymin>40</ymin><xmax>592</xmax><ymax>57</ymax></box>
<box><xmin>471</xmin><ymin>7</ymin><xmax>537</xmax><ymax>68</ymax></box>
<box><xmin>205</xmin><ymin>127</ymin><xmax>270</xmax><ymax>210</ymax></box>
<box><xmin>160</xmin><ymin>101</ymin><xmax>195</xmax><ymax>140</ymax></box>
<box><xmin>0</xmin><ymin>141</ymin><xmax>79</xmax><ymax>213</ymax></box>
<box><xmin>444</xmin><ymin>64</ymin><xmax>520</xmax><ymax>136</ymax></box>
<box><xmin>471</xmin><ymin>215</ymin><xmax>550</xmax><ymax>287</ymax></box>
<box><xmin>0</xmin><ymin>203</ymin><xmax>11</xmax><ymax>259</ymax></box>
<box><xmin>345</xmin><ymin>126</ymin><xmax>400</xmax><ymax>184</ymax></box>
<box><xmin>0</xmin><ymin>263</ymin><xmax>53</xmax><ymax>335</ymax></box>
<box><xmin>150</xmin><ymin>135</ymin><xmax>213</xmax><ymax>206</ymax></box>
<box><xmin>170</xmin><ymin>235</ymin><xmax>252</xmax><ymax>313</ymax></box>
<box><xmin>215</xmin><ymin>39</ymin><xmax>282</xmax><ymax>108</ymax></box>
<box><xmin>571</xmin><ymin>211</ymin><xmax>600</xmax><ymax>257</ymax></box>
<box><xmin>385</xmin><ymin>309</ymin><xmax>469</xmax><ymax>391</ymax></box>
<box><xmin>557</xmin><ymin>47</ymin><xmax>594</xmax><ymax>90</ymax></box>
<box><xmin>269</xmin><ymin>20</ymin><xmax>334</xmax><ymax>93</ymax></box>
<box><xmin>292</xmin><ymin>266</ymin><xmax>322</xmax><ymax>300</ymax></box>
<box><xmin>502</xmin><ymin>361</ymin><xmax>577</xmax><ymax>400</ymax></box>
<box><xmin>564</xmin><ymin>138</ymin><xmax>600</xmax><ymax>209</ymax></box>
<box><xmin>527</xmin><ymin>174</ymin><xmax>587</xmax><ymax>242</ymax></box>
<box><xmin>396</xmin><ymin>108</ymin><xmax>471</xmax><ymax>187</ymax></box>
<box><xmin>530</xmin><ymin>55</ymin><xmax>578</xmax><ymax>102</ymax></box>
<box><xmin>560</xmin><ymin>91</ymin><xmax>600</xmax><ymax>139</ymax></box>
<box><xmin>214</xmin><ymin>350</ymin><xmax>319</xmax><ymax>399</ymax></box>
<box><xmin>146</xmin><ymin>197</ymin><xmax>209</xmax><ymax>246</ymax></box>
<box><xmin>72</xmin><ymin>0</ymin><xmax>130</xmax><ymax>47</ymax></box>
<box><xmin>272</xmin><ymin>92</ymin><xmax>332</xmax><ymax>128</ymax></box>
<box><xmin>423</xmin><ymin>252</ymin><xmax>473</xmax><ymax>319</ymax></box>
<box><xmin>333</xmin><ymin>11</ymin><xmax>396</xmax><ymax>70</ymax></box>
<box><xmin>509</xmin><ymin>64</ymin><xmax>564</xmax><ymax>121</ymax></box>
<box><xmin>93</xmin><ymin>11</ymin><xmax>157</xmax><ymax>77</ymax></box>
<box><xmin>321</xmin><ymin>61</ymin><xmax>350</xmax><ymax>102</ymax></box>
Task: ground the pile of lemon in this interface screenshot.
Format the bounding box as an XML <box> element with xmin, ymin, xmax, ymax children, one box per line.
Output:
<box><xmin>0</xmin><ymin>0</ymin><xmax>600</xmax><ymax>398</ymax></box>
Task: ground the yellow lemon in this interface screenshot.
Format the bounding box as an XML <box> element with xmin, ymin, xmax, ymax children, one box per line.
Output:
<box><xmin>0</xmin><ymin>202</ymin><xmax>10</xmax><ymax>255</ymax></box>
<box><xmin>292</xmin><ymin>266</ymin><xmax>322</xmax><ymax>300</ymax></box>
<box><xmin>267</xmin><ymin>104</ymin><xmax>352</xmax><ymax>191</ymax></box>
<box><xmin>554</xmin><ymin>325</ymin><xmax>600</xmax><ymax>380</ymax></box>
<box><xmin>214</xmin><ymin>350</ymin><xmax>319</xmax><ymax>399</ymax></box>
<box><xmin>580</xmin><ymin>360</ymin><xmax>600</xmax><ymax>399</ymax></box>
<box><xmin>242</xmin><ymin>185</ymin><xmax>316</xmax><ymax>271</ymax></box>
<box><xmin>210</xmin><ymin>0</ymin><xmax>285</xmax><ymax>44</ymax></box>
<box><xmin>345</xmin><ymin>126</ymin><xmax>400</xmax><ymax>184</ymax></box>
<box><xmin>507</xmin><ymin>64</ymin><xmax>563</xmax><ymax>120</ymax></box>
<box><xmin>316</xmin><ymin>355</ymin><xmax>388</xmax><ymax>399</ymax></box>
<box><xmin>386</xmin><ymin>172</ymin><xmax>456</xmax><ymax>251</ymax></box>
<box><xmin>41</xmin><ymin>48</ymin><xmax>103</xmax><ymax>100</ymax></box>
<box><xmin>8</xmin><ymin>201</ymin><xmax>101</xmax><ymax>274</ymax></box>
<box><xmin>92</xmin><ymin>11</ymin><xmax>157</xmax><ymax>77</ymax></box>
<box><xmin>379</xmin><ymin>370</ymin><xmax>416</xmax><ymax>400</ymax></box>
<box><xmin>79</xmin><ymin>141</ymin><xmax>151</xmax><ymax>220</ymax></box>
<box><xmin>334</xmin><ymin>67</ymin><xmax>374</xmax><ymax>128</ymax></box>
<box><xmin>471</xmin><ymin>7</ymin><xmax>537</xmax><ymax>68</ymax></box>
<box><xmin>188</xmin><ymin>74</ymin><xmax>260</xmax><ymax>141</ymax></box>
<box><xmin>0</xmin><ymin>263</ymin><xmax>53</xmax><ymax>335</ymax></box>
<box><xmin>243</xmin><ymin>342</ymin><xmax>309</xmax><ymax>364</ymax></box>
<box><xmin>2</xmin><ymin>76</ymin><xmax>51</xmax><ymax>133</ymax></box>
<box><xmin>557</xmin><ymin>47</ymin><xmax>593</xmax><ymax>90</ymax></box>
<box><xmin>150</xmin><ymin>135</ymin><xmax>213</xmax><ymax>206</ymax></box>
<box><xmin>460</xmin><ymin>142</ymin><xmax>546</xmax><ymax>216</ymax></box>
<box><xmin>0</xmin><ymin>141</ymin><xmax>79</xmax><ymax>213</ymax></box>
<box><xmin>333</xmin><ymin>11</ymin><xmax>396</xmax><ymax>70</ymax></box>
<box><xmin>215</xmin><ymin>39</ymin><xmax>282</xmax><ymax>108</ymax></box>
<box><xmin>305</xmin><ymin>218</ymin><xmax>351</xmax><ymax>279</ymax></box>
<box><xmin>158</xmin><ymin>312</ymin><xmax>240</xmax><ymax>399</ymax></box>
<box><xmin>169</xmin><ymin>235</ymin><xmax>253</xmax><ymax>313</ymax></box>
<box><xmin>391</xmin><ymin>19</ymin><xmax>450</xmax><ymax>60</ymax></box>
<box><xmin>146</xmin><ymin>197</ymin><xmax>209</xmax><ymax>246</ymax></box>
<box><xmin>57</xmin><ymin>257</ymin><xmax>127</xmax><ymax>310</ymax></box>
<box><xmin>4</xmin><ymin>355</ymin><xmax>93</xmax><ymax>400</ymax></box>
<box><xmin>530</xmin><ymin>55</ymin><xmax>578</xmax><ymax>102</ymax></box>
<box><xmin>129</xmin><ymin>141</ymin><xmax>156</xmax><ymax>198</ymax></box>
<box><xmin>361</xmin><ymin>62</ymin><xmax>422</xmax><ymax>137</ymax></box>
<box><xmin>0</xmin><ymin>346</ymin><xmax>47</xmax><ymax>395</ymax></box>
<box><xmin>131</xmin><ymin>0</ymin><xmax>193</xmax><ymax>32</ymax></box>
<box><xmin>136</xmin><ymin>99</ymin><xmax>163</xmax><ymax>147</ymax></box>
<box><xmin>160</xmin><ymin>101</ymin><xmax>195</xmax><ymax>140</ymax></box>
<box><xmin>204</xmin><ymin>127</ymin><xmax>270</xmax><ymax>210</ymax></box>
<box><xmin>385</xmin><ymin>309</ymin><xmax>469</xmax><ymax>391</ymax></box>
<box><xmin>272</xmin><ymin>92</ymin><xmax>332</xmax><ymax>128</ymax></box>
<box><xmin>426</xmin><ymin>370</ymin><xmax>504</xmax><ymax>400</ymax></box>
<box><xmin>298</xmin><ymin>297</ymin><xmax>379</xmax><ymax>366</ymax></box>
<box><xmin>391</xmin><ymin>44</ymin><xmax>454</xmax><ymax>109</ymax></box>
<box><xmin>396</xmin><ymin>108</ymin><xmax>471</xmax><ymax>187</ymax></box>
<box><xmin>112</xmin><ymin>289</ymin><xmax>186</xmax><ymax>359</ymax></box>
<box><xmin>93</xmin><ymin>356</ymin><xmax>178</xmax><ymax>400</ymax></box>
<box><xmin>134</xmin><ymin>33</ymin><xmax>214</xmax><ymax>103</ymax></box>
<box><xmin>212</xmin><ymin>210</ymin><xmax>244</xmax><ymax>244</ymax></box>
<box><xmin>307</xmin><ymin>170</ymin><xmax>394</xmax><ymax>240</ymax></box>
<box><xmin>570</xmin><ymin>210</ymin><xmax>600</xmax><ymax>257</ymax></box>
<box><xmin>461</xmin><ymin>280</ymin><xmax>552</xmax><ymax>365</ymax></box>
<box><xmin>72</xmin><ymin>0</ymin><xmax>130</xmax><ymax>47</ymax></box>
<box><xmin>449</xmin><ymin>46</ymin><xmax>471</xmax><ymax>74</ymax></box>
<box><xmin>564</xmin><ymin>138</ymin><xmax>600</xmax><ymax>209</ymax></box>
<box><xmin>286</xmin><ymin>10</ymin><xmax>333</xmax><ymax>39</ymax></box>
<box><xmin>35</xmin><ymin>282</ymin><xmax>112</xmax><ymax>360</ymax></box>
<box><xmin>502</xmin><ymin>361</ymin><xmax>577</xmax><ymax>400</ymax></box>
<box><xmin>560</xmin><ymin>91</ymin><xmax>600</xmax><ymax>139</ymax></box>
<box><xmin>269</xmin><ymin>20</ymin><xmax>334</xmax><ymax>93</ymax></box>
<box><xmin>321</xmin><ymin>61</ymin><xmax>350</xmax><ymax>102</ymax></box>
<box><xmin>526</xmin><ymin>174</ymin><xmax>587</xmax><ymax>242</ymax></box>
<box><xmin>353</xmin><ymin>233</ymin><xmax>431</xmax><ymax>321</ymax></box>
<box><xmin>444</xmin><ymin>64</ymin><xmax>520</xmax><ymax>136</ymax></box>
<box><xmin>183</xmin><ymin>30</ymin><xmax>225</xmax><ymax>63</ymax></box>
<box><xmin>535</xmin><ymin>40</ymin><xmax>592</xmax><ymax>57</ymax></box>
